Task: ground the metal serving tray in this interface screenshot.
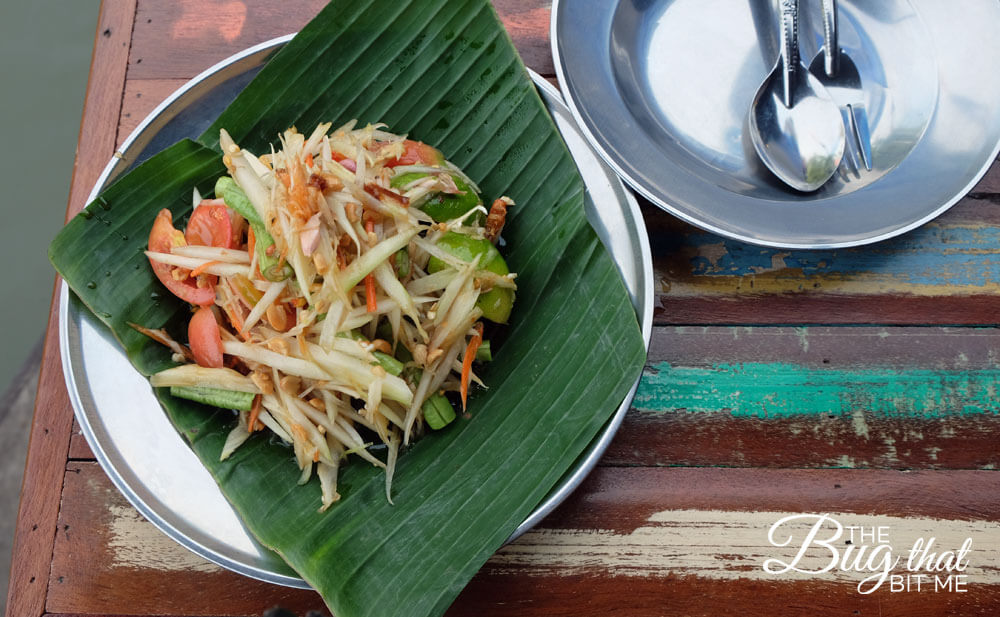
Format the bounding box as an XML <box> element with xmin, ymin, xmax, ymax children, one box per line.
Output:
<box><xmin>59</xmin><ymin>35</ymin><xmax>654</xmax><ymax>587</ymax></box>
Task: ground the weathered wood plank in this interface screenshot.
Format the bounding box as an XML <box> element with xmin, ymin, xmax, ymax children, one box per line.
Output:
<box><xmin>969</xmin><ymin>154</ymin><xmax>1000</xmax><ymax>194</ymax></box>
<box><xmin>4</xmin><ymin>4</ymin><xmax>137</xmax><ymax>617</ymax></box>
<box><xmin>67</xmin><ymin>420</ymin><xmax>93</xmax><ymax>461</ymax></box>
<box><xmin>65</xmin><ymin>1</ymin><xmax>139</xmax><ymax>219</ymax></box>
<box><xmin>47</xmin><ymin>464</ymin><xmax>325</xmax><ymax>616</ymax></box>
<box><xmin>50</xmin><ymin>463</ymin><xmax>1000</xmax><ymax>617</ymax></box>
<box><xmin>651</xmin><ymin>193</ymin><xmax>1000</xmax><ymax>325</ymax></box>
<box><xmin>117</xmin><ymin>78</ymin><xmax>187</xmax><ymax>147</ymax></box>
<box><xmin>656</xmin><ymin>293</ymin><xmax>1000</xmax><ymax>326</ymax></box>
<box><xmin>610</xmin><ymin>413</ymin><xmax>1000</xmax><ymax>470</ymax></box>
<box><xmin>127</xmin><ymin>0</ymin><xmax>554</xmax><ymax>82</ymax></box>
<box><xmin>606</xmin><ymin>326</ymin><xmax>1000</xmax><ymax>468</ymax></box>
<box><xmin>128</xmin><ymin>0</ymin><xmax>326</xmax><ymax>80</ymax></box>
<box><xmin>453</xmin><ymin>576</ymin><xmax>999</xmax><ymax>617</ymax></box>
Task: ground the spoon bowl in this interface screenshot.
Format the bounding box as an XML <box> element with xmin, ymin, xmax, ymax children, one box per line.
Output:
<box><xmin>749</xmin><ymin>0</ymin><xmax>845</xmax><ymax>192</ymax></box>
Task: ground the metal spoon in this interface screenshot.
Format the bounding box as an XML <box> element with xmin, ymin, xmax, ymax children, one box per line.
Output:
<box><xmin>749</xmin><ymin>0</ymin><xmax>845</xmax><ymax>192</ymax></box>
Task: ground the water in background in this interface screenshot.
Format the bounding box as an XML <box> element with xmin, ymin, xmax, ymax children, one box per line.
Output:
<box><xmin>0</xmin><ymin>4</ymin><xmax>99</xmax><ymax>389</ymax></box>
<box><xmin>0</xmin><ymin>0</ymin><xmax>100</xmax><ymax>611</ymax></box>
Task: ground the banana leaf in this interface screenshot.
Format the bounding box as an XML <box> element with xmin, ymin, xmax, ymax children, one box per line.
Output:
<box><xmin>49</xmin><ymin>1</ymin><xmax>646</xmax><ymax>616</ymax></box>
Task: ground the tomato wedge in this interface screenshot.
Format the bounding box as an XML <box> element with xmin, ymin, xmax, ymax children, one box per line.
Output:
<box><xmin>185</xmin><ymin>203</ymin><xmax>234</xmax><ymax>248</ymax></box>
<box><xmin>147</xmin><ymin>209</ymin><xmax>216</xmax><ymax>306</ymax></box>
<box><xmin>385</xmin><ymin>140</ymin><xmax>444</xmax><ymax>168</ymax></box>
<box><xmin>188</xmin><ymin>306</ymin><xmax>224</xmax><ymax>368</ymax></box>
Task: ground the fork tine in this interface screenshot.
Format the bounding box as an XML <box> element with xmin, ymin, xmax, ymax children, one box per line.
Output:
<box><xmin>839</xmin><ymin>107</ymin><xmax>860</xmax><ymax>179</ymax></box>
<box><xmin>848</xmin><ymin>103</ymin><xmax>873</xmax><ymax>171</ymax></box>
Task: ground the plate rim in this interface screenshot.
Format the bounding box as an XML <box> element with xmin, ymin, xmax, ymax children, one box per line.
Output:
<box><xmin>59</xmin><ymin>35</ymin><xmax>653</xmax><ymax>586</ymax></box>
<box><xmin>550</xmin><ymin>0</ymin><xmax>1000</xmax><ymax>250</ymax></box>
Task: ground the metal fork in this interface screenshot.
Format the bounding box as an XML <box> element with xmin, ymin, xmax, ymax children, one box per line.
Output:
<box><xmin>808</xmin><ymin>0</ymin><xmax>872</xmax><ymax>175</ymax></box>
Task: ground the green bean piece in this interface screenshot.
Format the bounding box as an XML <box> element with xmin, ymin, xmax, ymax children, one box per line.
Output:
<box><xmin>393</xmin><ymin>248</ymin><xmax>411</xmax><ymax>278</ymax></box>
<box><xmin>373</xmin><ymin>351</ymin><xmax>404</xmax><ymax>376</ymax></box>
<box><xmin>170</xmin><ymin>385</ymin><xmax>255</xmax><ymax>411</ymax></box>
<box><xmin>215</xmin><ymin>176</ymin><xmax>292</xmax><ymax>281</ymax></box>
<box><xmin>214</xmin><ymin>177</ymin><xmax>262</xmax><ymax>226</ymax></box>
<box><xmin>422</xmin><ymin>393</ymin><xmax>456</xmax><ymax>430</ymax></box>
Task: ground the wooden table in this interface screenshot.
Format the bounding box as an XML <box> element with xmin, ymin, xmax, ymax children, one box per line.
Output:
<box><xmin>10</xmin><ymin>1</ymin><xmax>1000</xmax><ymax>615</ymax></box>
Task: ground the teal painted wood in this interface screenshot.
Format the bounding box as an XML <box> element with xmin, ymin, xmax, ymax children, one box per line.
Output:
<box><xmin>634</xmin><ymin>362</ymin><xmax>1000</xmax><ymax>419</ymax></box>
<box><xmin>639</xmin><ymin>325</ymin><xmax>1000</xmax><ymax>420</ymax></box>
<box><xmin>606</xmin><ymin>326</ymin><xmax>1000</xmax><ymax>469</ymax></box>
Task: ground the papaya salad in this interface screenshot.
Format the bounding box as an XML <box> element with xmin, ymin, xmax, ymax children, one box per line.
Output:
<box><xmin>139</xmin><ymin>121</ymin><xmax>516</xmax><ymax>510</ymax></box>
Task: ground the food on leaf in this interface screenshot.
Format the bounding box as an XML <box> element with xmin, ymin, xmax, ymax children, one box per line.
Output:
<box><xmin>141</xmin><ymin>122</ymin><xmax>517</xmax><ymax>509</ymax></box>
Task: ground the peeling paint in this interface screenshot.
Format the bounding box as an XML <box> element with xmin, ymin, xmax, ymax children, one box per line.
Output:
<box><xmin>851</xmin><ymin>409</ymin><xmax>870</xmax><ymax>440</ymax></box>
<box><xmin>107</xmin><ymin>504</ymin><xmax>221</xmax><ymax>572</ymax></box>
<box><xmin>493</xmin><ymin>509</ymin><xmax>1000</xmax><ymax>584</ymax></box>
<box><xmin>678</xmin><ymin>225</ymin><xmax>1000</xmax><ymax>292</ymax></box>
<box><xmin>795</xmin><ymin>327</ymin><xmax>810</xmax><ymax>353</ymax></box>
<box><xmin>635</xmin><ymin>362</ymin><xmax>1000</xmax><ymax>419</ymax></box>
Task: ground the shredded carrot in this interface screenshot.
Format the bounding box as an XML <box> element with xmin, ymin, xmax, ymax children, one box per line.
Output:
<box><xmin>246</xmin><ymin>227</ymin><xmax>264</xmax><ymax>280</ymax></box>
<box><xmin>227</xmin><ymin>304</ymin><xmax>245</xmax><ymax>335</ymax></box>
<box><xmin>224</xmin><ymin>297</ymin><xmax>248</xmax><ymax>339</ymax></box>
<box><xmin>248</xmin><ymin>394</ymin><xmax>262</xmax><ymax>432</ymax></box>
<box><xmin>276</xmin><ymin>167</ymin><xmax>291</xmax><ymax>188</ymax></box>
<box><xmin>364</xmin><ymin>218</ymin><xmax>377</xmax><ymax>312</ymax></box>
<box><xmin>190</xmin><ymin>260</ymin><xmax>222</xmax><ymax>278</ymax></box>
<box><xmin>364</xmin><ymin>276</ymin><xmax>377</xmax><ymax>312</ymax></box>
<box><xmin>305</xmin><ymin>152</ymin><xmax>314</xmax><ymax>168</ymax></box>
<box><xmin>460</xmin><ymin>323</ymin><xmax>484</xmax><ymax>411</ymax></box>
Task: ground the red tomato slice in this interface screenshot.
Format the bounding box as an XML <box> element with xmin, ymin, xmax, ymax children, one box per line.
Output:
<box><xmin>148</xmin><ymin>209</ymin><xmax>216</xmax><ymax>306</ymax></box>
<box><xmin>188</xmin><ymin>306</ymin><xmax>224</xmax><ymax>368</ymax></box>
<box><xmin>385</xmin><ymin>140</ymin><xmax>444</xmax><ymax>167</ymax></box>
<box><xmin>185</xmin><ymin>203</ymin><xmax>233</xmax><ymax>248</ymax></box>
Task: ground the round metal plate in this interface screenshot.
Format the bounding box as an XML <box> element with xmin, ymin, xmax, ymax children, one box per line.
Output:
<box><xmin>59</xmin><ymin>36</ymin><xmax>653</xmax><ymax>587</ymax></box>
<box><xmin>552</xmin><ymin>0</ymin><xmax>1000</xmax><ymax>248</ymax></box>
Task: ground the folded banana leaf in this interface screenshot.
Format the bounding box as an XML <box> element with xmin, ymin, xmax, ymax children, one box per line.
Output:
<box><xmin>49</xmin><ymin>1</ymin><xmax>646</xmax><ymax>616</ymax></box>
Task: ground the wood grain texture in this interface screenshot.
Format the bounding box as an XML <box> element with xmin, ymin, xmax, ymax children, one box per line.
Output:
<box><xmin>651</xmin><ymin>191</ymin><xmax>1000</xmax><ymax>326</ymax></box>
<box><xmin>128</xmin><ymin>0</ymin><xmax>326</xmax><ymax>79</ymax></box>
<box><xmin>47</xmin><ymin>464</ymin><xmax>326</xmax><ymax>616</ymax></box>
<box><xmin>50</xmin><ymin>463</ymin><xmax>1000</xmax><ymax>617</ymax></box>
<box><xmin>607</xmin><ymin>326</ymin><xmax>1000</xmax><ymax>469</ymax></box>
<box><xmin>67</xmin><ymin>420</ymin><xmax>93</xmax><ymax>461</ymax></box>
<box><xmin>127</xmin><ymin>0</ymin><xmax>553</xmax><ymax>81</ymax></box>
<box><xmin>116</xmin><ymin>78</ymin><xmax>187</xmax><ymax>147</ymax></box>
<box><xmin>4</xmin><ymin>4</ymin><xmax>137</xmax><ymax>617</ymax></box>
<box><xmin>65</xmin><ymin>1</ymin><xmax>139</xmax><ymax>219</ymax></box>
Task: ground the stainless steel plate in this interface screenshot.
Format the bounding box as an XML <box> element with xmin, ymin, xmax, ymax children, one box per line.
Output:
<box><xmin>553</xmin><ymin>0</ymin><xmax>1000</xmax><ymax>248</ymax></box>
<box><xmin>59</xmin><ymin>36</ymin><xmax>653</xmax><ymax>587</ymax></box>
